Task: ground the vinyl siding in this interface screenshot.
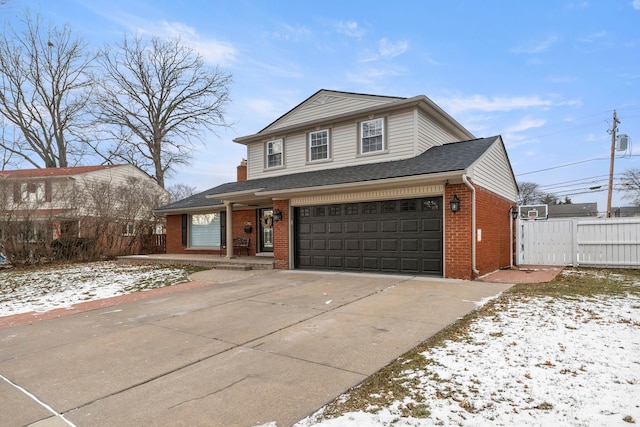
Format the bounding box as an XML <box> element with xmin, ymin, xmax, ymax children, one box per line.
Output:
<box><xmin>247</xmin><ymin>109</ymin><xmax>419</xmax><ymax>179</ymax></box>
<box><xmin>265</xmin><ymin>93</ymin><xmax>399</xmax><ymax>132</ymax></box>
<box><xmin>416</xmin><ymin>109</ymin><xmax>461</xmax><ymax>154</ymax></box>
<box><xmin>470</xmin><ymin>140</ymin><xmax>518</xmax><ymax>201</ymax></box>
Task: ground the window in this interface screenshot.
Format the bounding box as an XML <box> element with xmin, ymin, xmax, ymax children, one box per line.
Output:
<box><xmin>21</xmin><ymin>182</ymin><xmax>45</xmax><ymax>202</ymax></box>
<box><xmin>18</xmin><ymin>222</ymin><xmax>45</xmax><ymax>243</ymax></box>
<box><xmin>345</xmin><ymin>204</ymin><xmax>358</xmax><ymax>215</ymax></box>
<box><xmin>363</xmin><ymin>202</ymin><xmax>377</xmax><ymax>214</ymax></box>
<box><xmin>309</xmin><ymin>129</ymin><xmax>329</xmax><ymax>161</ymax></box>
<box><xmin>360</xmin><ymin>118</ymin><xmax>384</xmax><ymax>154</ymax></box>
<box><xmin>266</xmin><ymin>139</ymin><xmax>283</xmax><ymax>168</ymax></box>
<box><xmin>122</xmin><ymin>223</ymin><xmax>135</xmax><ymax>236</ymax></box>
<box><xmin>190</xmin><ymin>213</ymin><xmax>221</xmax><ymax>247</ymax></box>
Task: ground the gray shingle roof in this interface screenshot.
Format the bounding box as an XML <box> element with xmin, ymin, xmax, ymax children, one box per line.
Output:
<box><xmin>156</xmin><ymin>136</ymin><xmax>498</xmax><ymax>213</ymax></box>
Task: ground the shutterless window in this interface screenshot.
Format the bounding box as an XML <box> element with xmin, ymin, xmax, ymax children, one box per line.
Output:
<box><xmin>309</xmin><ymin>129</ymin><xmax>329</xmax><ymax>161</ymax></box>
<box><xmin>266</xmin><ymin>139</ymin><xmax>283</xmax><ymax>168</ymax></box>
<box><xmin>360</xmin><ymin>118</ymin><xmax>384</xmax><ymax>153</ymax></box>
<box><xmin>190</xmin><ymin>213</ymin><xmax>221</xmax><ymax>247</ymax></box>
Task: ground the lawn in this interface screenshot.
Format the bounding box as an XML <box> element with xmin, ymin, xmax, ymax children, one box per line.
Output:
<box><xmin>297</xmin><ymin>268</ymin><xmax>640</xmax><ymax>427</ymax></box>
<box><xmin>0</xmin><ymin>261</ymin><xmax>199</xmax><ymax>317</ymax></box>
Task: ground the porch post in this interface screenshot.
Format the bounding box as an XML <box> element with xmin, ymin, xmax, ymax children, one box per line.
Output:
<box><xmin>225</xmin><ymin>201</ymin><xmax>234</xmax><ymax>258</ymax></box>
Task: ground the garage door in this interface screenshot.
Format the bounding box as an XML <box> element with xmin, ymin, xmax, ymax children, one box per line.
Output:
<box><xmin>295</xmin><ymin>197</ymin><xmax>443</xmax><ymax>275</ymax></box>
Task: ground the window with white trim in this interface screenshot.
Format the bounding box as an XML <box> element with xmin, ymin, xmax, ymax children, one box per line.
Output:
<box><xmin>21</xmin><ymin>182</ymin><xmax>45</xmax><ymax>202</ymax></box>
<box><xmin>266</xmin><ymin>139</ymin><xmax>284</xmax><ymax>168</ymax></box>
<box><xmin>308</xmin><ymin>129</ymin><xmax>329</xmax><ymax>161</ymax></box>
<box><xmin>360</xmin><ymin>118</ymin><xmax>385</xmax><ymax>154</ymax></box>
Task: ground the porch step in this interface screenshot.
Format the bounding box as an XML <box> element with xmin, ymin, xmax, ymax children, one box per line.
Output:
<box><xmin>214</xmin><ymin>264</ymin><xmax>253</xmax><ymax>271</ymax></box>
<box><xmin>117</xmin><ymin>255</ymin><xmax>274</xmax><ymax>271</ymax></box>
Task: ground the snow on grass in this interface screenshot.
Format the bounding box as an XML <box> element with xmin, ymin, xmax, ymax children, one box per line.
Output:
<box><xmin>297</xmin><ymin>293</ymin><xmax>640</xmax><ymax>427</ymax></box>
<box><xmin>0</xmin><ymin>262</ymin><xmax>192</xmax><ymax>316</ymax></box>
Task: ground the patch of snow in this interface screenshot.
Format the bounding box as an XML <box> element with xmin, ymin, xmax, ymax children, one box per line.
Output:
<box><xmin>297</xmin><ymin>294</ymin><xmax>640</xmax><ymax>426</ymax></box>
<box><xmin>0</xmin><ymin>262</ymin><xmax>190</xmax><ymax>316</ymax></box>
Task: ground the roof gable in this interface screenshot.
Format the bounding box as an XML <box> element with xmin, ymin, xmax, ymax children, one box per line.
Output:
<box><xmin>259</xmin><ymin>89</ymin><xmax>405</xmax><ymax>133</ymax></box>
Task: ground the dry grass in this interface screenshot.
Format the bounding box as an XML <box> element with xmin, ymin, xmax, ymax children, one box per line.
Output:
<box><xmin>318</xmin><ymin>267</ymin><xmax>640</xmax><ymax>420</ymax></box>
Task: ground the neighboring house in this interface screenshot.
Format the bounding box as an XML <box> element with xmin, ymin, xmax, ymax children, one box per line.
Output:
<box><xmin>155</xmin><ymin>90</ymin><xmax>518</xmax><ymax>280</ymax></box>
<box><xmin>0</xmin><ymin>164</ymin><xmax>168</xmax><ymax>259</ymax></box>
<box><xmin>547</xmin><ymin>203</ymin><xmax>599</xmax><ymax>218</ymax></box>
<box><xmin>612</xmin><ymin>206</ymin><xmax>640</xmax><ymax>217</ymax></box>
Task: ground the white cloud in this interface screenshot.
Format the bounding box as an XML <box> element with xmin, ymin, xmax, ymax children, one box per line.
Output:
<box><xmin>139</xmin><ymin>21</ymin><xmax>237</xmax><ymax>66</ymax></box>
<box><xmin>512</xmin><ymin>35</ymin><xmax>559</xmax><ymax>54</ymax></box>
<box><xmin>504</xmin><ymin>116</ymin><xmax>547</xmax><ymax>134</ymax></box>
<box><xmin>634</xmin><ymin>0</ymin><xmax>640</xmax><ymax>10</ymax></box>
<box><xmin>578</xmin><ymin>30</ymin><xmax>608</xmax><ymax>43</ymax></box>
<box><xmin>335</xmin><ymin>21</ymin><xmax>365</xmax><ymax>38</ymax></box>
<box><xmin>378</xmin><ymin>38</ymin><xmax>408</xmax><ymax>58</ymax></box>
<box><xmin>437</xmin><ymin>95</ymin><xmax>553</xmax><ymax>114</ymax></box>
<box><xmin>361</xmin><ymin>38</ymin><xmax>409</xmax><ymax>62</ymax></box>
<box><xmin>346</xmin><ymin>65</ymin><xmax>405</xmax><ymax>85</ymax></box>
<box><xmin>268</xmin><ymin>23</ymin><xmax>312</xmax><ymax>41</ymax></box>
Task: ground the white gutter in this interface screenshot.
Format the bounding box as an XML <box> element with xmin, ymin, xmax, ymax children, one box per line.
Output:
<box><xmin>462</xmin><ymin>174</ymin><xmax>479</xmax><ymax>276</ymax></box>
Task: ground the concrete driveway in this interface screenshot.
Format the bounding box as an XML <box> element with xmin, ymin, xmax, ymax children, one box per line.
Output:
<box><xmin>0</xmin><ymin>269</ymin><xmax>512</xmax><ymax>427</ymax></box>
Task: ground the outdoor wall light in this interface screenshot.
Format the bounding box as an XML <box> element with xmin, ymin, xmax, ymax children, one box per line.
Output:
<box><xmin>272</xmin><ymin>209</ymin><xmax>283</xmax><ymax>222</ymax></box>
<box><xmin>510</xmin><ymin>206</ymin><xmax>519</xmax><ymax>220</ymax></box>
<box><xmin>449</xmin><ymin>195</ymin><xmax>460</xmax><ymax>213</ymax></box>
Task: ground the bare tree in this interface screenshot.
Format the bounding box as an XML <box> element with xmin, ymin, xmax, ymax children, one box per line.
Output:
<box><xmin>167</xmin><ymin>183</ymin><xmax>197</xmax><ymax>202</ymax></box>
<box><xmin>621</xmin><ymin>168</ymin><xmax>640</xmax><ymax>207</ymax></box>
<box><xmin>0</xmin><ymin>11</ymin><xmax>95</xmax><ymax>168</ymax></box>
<box><xmin>517</xmin><ymin>181</ymin><xmax>545</xmax><ymax>205</ymax></box>
<box><xmin>94</xmin><ymin>34</ymin><xmax>232</xmax><ymax>188</ymax></box>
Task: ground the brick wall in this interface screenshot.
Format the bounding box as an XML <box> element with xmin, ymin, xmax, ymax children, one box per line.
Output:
<box><xmin>165</xmin><ymin>210</ymin><xmax>257</xmax><ymax>256</ymax></box>
<box><xmin>272</xmin><ymin>200</ymin><xmax>289</xmax><ymax>269</ymax></box>
<box><xmin>475</xmin><ymin>186</ymin><xmax>513</xmax><ymax>274</ymax></box>
<box><xmin>445</xmin><ymin>184</ymin><xmax>473</xmax><ymax>280</ymax></box>
<box><xmin>444</xmin><ymin>183</ymin><xmax>514</xmax><ymax>280</ymax></box>
<box><xmin>231</xmin><ymin>209</ymin><xmax>257</xmax><ymax>256</ymax></box>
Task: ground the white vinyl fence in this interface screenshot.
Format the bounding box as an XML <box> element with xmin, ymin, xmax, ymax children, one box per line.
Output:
<box><xmin>517</xmin><ymin>217</ymin><xmax>640</xmax><ymax>268</ymax></box>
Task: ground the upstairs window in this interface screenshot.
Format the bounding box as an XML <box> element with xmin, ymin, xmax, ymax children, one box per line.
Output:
<box><xmin>360</xmin><ymin>118</ymin><xmax>385</xmax><ymax>154</ymax></box>
<box><xmin>21</xmin><ymin>182</ymin><xmax>46</xmax><ymax>202</ymax></box>
<box><xmin>266</xmin><ymin>139</ymin><xmax>284</xmax><ymax>168</ymax></box>
<box><xmin>309</xmin><ymin>129</ymin><xmax>329</xmax><ymax>161</ymax></box>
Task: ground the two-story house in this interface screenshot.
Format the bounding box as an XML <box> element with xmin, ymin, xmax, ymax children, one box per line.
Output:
<box><xmin>155</xmin><ymin>90</ymin><xmax>518</xmax><ymax>280</ymax></box>
<box><xmin>0</xmin><ymin>164</ymin><xmax>168</xmax><ymax>259</ymax></box>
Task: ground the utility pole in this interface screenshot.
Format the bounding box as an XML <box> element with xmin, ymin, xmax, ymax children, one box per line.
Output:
<box><xmin>606</xmin><ymin>110</ymin><xmax>620</xmax><ymax>218</ymax></box>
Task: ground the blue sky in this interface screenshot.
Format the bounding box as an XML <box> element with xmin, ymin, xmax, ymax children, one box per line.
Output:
<box><xmin>6</xmin><ymin>0</ymin><xmax>640</xmax><ymax>210</ymax></box>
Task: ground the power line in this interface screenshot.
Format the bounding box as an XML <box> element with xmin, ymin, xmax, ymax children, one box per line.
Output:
<box><xmin>516</xmin><ymin>154</ymin><xmax>640</xmax><ymax>177</ymax></box>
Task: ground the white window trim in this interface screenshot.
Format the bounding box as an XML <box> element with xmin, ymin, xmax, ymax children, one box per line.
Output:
<box><xmin>265</xmin><ymin>138</ymin><xmax>284</xmax><ymax>169</ymax></box>
<box><xmin>359</xmin><ymin>118</ymin><xmax>386</xmax><ymax>155</ymax></box>
<box><xmin>21</xmin><ymin>182</ymin><xmax>46</xmax><ymax>202</ymax></box>
<box><xmin>308</xmin><ymin>129</ymin><xmax>331</xmax><ymax>162</ymax></box>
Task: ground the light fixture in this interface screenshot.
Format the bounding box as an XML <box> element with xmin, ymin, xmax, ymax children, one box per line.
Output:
<box><xmin>449</xmin><ymin>195</ymin><xmax>460</xmax><ymax>213</ymax></box>
<box><xmin>510</xmin><ymin>206</ymin><xmax>519</xmax><ymax>220</ymax></box>
<box><xmin>273</xmin><ymin>208</ymin><xmax>282</xmax><ymax>222</ymax></box>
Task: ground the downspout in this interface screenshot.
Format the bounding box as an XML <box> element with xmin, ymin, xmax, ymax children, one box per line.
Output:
<box><xmin>462</xmin><ymin>174</ymin><xmax>479</xmax><ymax>277</ymax></box>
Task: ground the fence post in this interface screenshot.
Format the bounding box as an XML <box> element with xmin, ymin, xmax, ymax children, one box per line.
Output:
<box><xmin>572</xmin><ymin>219</ymin><xmax>579</xmax><ymax>267</ymax></box>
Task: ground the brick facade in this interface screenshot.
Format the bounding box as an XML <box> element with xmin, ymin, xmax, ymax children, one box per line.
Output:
<box><xmin>272</xmin><ymin>200</ymin><xmax>290</xmax><ymax>269</ymax></box>
<box><xmin>165</xmin><ymin>210</ymin><xmax>257</xmax><ymax>256</ymax></box>
<box><xmin>445</xmin><ymin>183</ymin><xmax>513</xmax><ymax>280</ymax></box>
<box><xmin>167</xmin><ymin>184</ymin><xmax>513</xmax><ymax>279</ymax></box>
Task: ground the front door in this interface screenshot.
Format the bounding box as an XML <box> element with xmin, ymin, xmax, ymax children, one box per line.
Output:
<box><xmin>258</xmin><ymin>208</ymin><xmax>274</xmax><ymax>253</ymax></box>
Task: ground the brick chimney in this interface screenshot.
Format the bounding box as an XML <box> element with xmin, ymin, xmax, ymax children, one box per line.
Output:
<box><xmin>237</xmin><ymin>159</ymin><xmax>247</xmax><ymax>182</ymax></box>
